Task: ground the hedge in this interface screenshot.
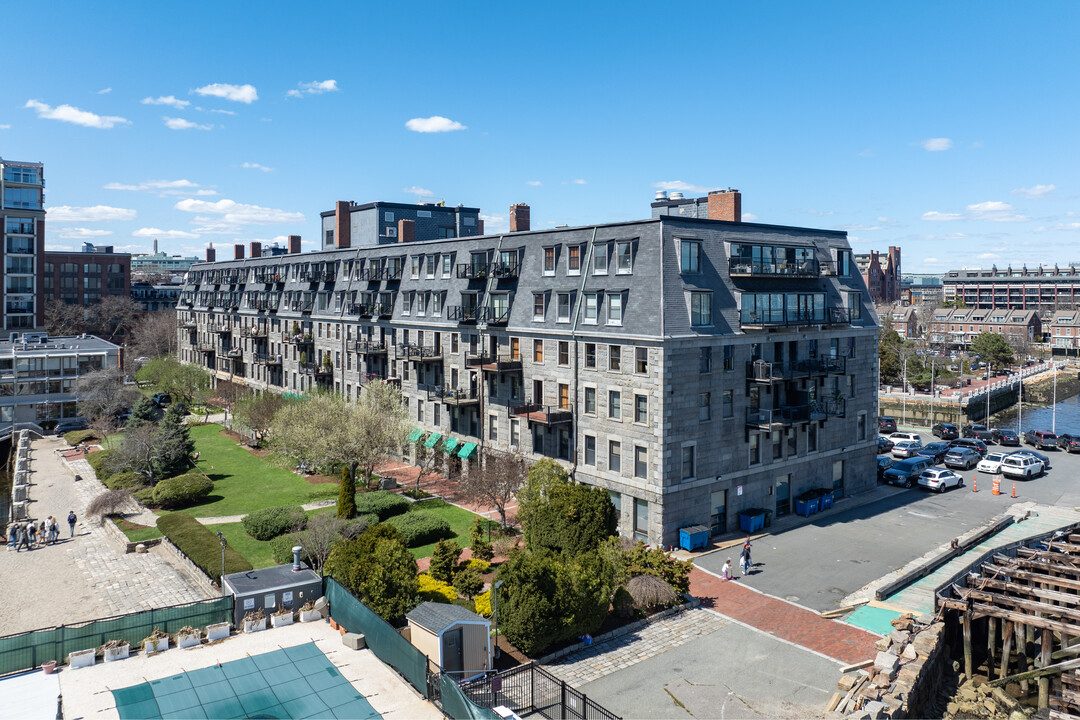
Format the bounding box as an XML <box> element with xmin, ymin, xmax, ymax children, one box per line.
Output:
<box><xmin>102</xmin><ymin>470</ymin><xmax>147</xmax><ymax>492</ymax></box>
<box><xmin>354</xmin><ymin>491</ymin><xmax>410</xmax><ymax>520</ymax></box>
<box><xmin>242</xmin><ymin>505</ymin><xmax>307</xmax><ymax>541</ymax></box>
<box><xmin>417</xmin><ymin>573</ymin><xmax>457</xmax><ymax>603</ymax></box>
<box><xmin>269</xmin><ymin>514</ymin><xmax>377</xmax><ymax>565</ymax></box>
<box><xmin>157</xmin><ymin>512</ymin><xmax>252</xmax><ymax>580</ymax></box>
<box><xmin>63</xmin><ymin>429</ymin><xmax>100</xmax><ymax>446</ymax></box>
<box><xmin>151</xmin><ymin>473</ymin><xmax>214</xmax><ymax>509</ymax></box>
<box><xmin>383</xmin><ymin>511</ymin><xmax>452</xmax><ymax>547</ymax></box>
<box><xmin>86</xmin><ymin>450</ymin><xmax>114</xmax><ymax>481</ymax></box>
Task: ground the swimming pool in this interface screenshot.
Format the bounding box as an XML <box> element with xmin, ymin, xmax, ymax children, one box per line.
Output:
<box><xmin>111</xmin><ymin>642</ymin><xmax>381</xmax><ymax>719</ymax></box>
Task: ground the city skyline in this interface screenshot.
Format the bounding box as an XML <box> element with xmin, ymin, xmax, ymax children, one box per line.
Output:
<box><xmin>2</xmin><ymin>1</ymin><xmax>1078</xmax><ymax>272</ymax></box>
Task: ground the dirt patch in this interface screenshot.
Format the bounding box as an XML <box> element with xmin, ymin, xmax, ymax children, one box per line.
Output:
<box><xmin>215</xmin><ymin>428</ymin><xmax>338</xmax><ymax>485</ymax></box>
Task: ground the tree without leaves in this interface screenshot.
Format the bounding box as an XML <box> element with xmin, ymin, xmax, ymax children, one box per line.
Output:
<box><xmin>43</xmin><ymin>300</ymin><xmax>87</xmax><ymax>336</ymax></box>
<box><xmin>86</xmin><ymin>489</ymin><xmax>133</xmax><ymax>524</ymax></box>
<box><xmin>88</xmin><ymin>295</ymin><xmax>140</xmax><ymax>342</ymax></box>
<box><xmin>130</xmin><ymin>308</ymin><xmax>178</xmax><ymax>360</ymax></box>
<box><xmin>458</xmin><ymin>449</ymin><xmax>528</xmax><ymax>528</ymax></box>
<box><xmin>75</xmin><ymin>367</ymin><xmax>140</xmax><ymax>421</ymax></box>
<box><xmin>232</xmin><ymin>392</ymin><xmax>286</xmax><ymax>445</ymax></box>
<box><xmin>285</xmin><ymin>514</ymin><xmax>368</xmax><ymax>573</ymax></box>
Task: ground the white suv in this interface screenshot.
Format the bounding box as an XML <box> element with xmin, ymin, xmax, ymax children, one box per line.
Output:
<box><xmin>890</xmin><ymin>432</ymin><xmax>921</xmax><ymax>443</ymax></box>
<box><xmin>1000</xmin><ymin>454</ymin><xmax>1044</xmax><ymax>479</ymax></box>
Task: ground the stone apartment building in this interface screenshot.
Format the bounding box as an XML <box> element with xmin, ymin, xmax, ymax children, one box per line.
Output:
<box><xmin>928</xmin><ymin>307</ymin><xmax>1042</xmax><ymax>349</ymax></box>
<box><xmin>177</xmin><ymin>192</ymin><xmax>879</xmax><ymax>547</ymax></box>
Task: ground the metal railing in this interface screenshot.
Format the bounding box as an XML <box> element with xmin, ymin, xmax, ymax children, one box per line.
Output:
<box><xmin>465</xmin><ymin>352</ymin><xmax>522</xmax><ymax>371</ymax></box>
<box><xmin>511</xmin><ymin>400</ymin><xmax>573</xmax><ymax>424</ymax></box>
<box><xmin>347</xmin><ymin>339</ymin><xmax>386</xmax><ymax>353</ymax></box>
<box><xmin>425</xmin><ymin>384</ymin><xmax>480</xmax><ymax>404</ymax></box>
<box><xmin>252</xmin><ymin>352</ymin><xmax>282</xmax><ymax>365</ymax></box>
<box><xmin>458</xmin><ymin>662</ymin><xmax>621</xmax><ymax>720</ymax></box>
<box><xmin>740</xmin><ymin>306</ymin><xmax>850</xmax><ymax>328</ymax></box>
<box><xmin>745</xmin><ymin>405</ymin><xmax>815</xmax><ymax>427</ymax></box>
<box><xmin>456</xmin><ymin>260</ymin><xmax>520</xmax><ymax>280</ymax></box>
<box><xmin>241</xmin><ymin>326</ymin><xmax>267</xmax><ymax>338</ymax></box>
<box><xmin>282</xmin><ymin>332</ymin><xmax>314</xmax><ymax>344</ymax></box>
<box><xmin>399</xmin><ymin>344</ymin><xmax>443</xmax><ymax>362</ymax></box>
<box><xmin>728</xmin><ymin>258</ymin><xmax>822</xmax><ymax>277</ymax></box>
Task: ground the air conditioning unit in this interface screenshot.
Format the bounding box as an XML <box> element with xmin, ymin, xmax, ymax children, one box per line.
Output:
<box><xmin>385</xmin><ymin>227</ymin><xmax>398</xmax><ymax>238</ymax></box>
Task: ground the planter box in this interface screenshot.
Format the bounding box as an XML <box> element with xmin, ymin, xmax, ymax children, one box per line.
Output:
<box><xmin>144</xmin><ymin>637</ymin><xmax>169</xmax><ymax>655</ymax></box>
<box><xmin>299</xmin><ymin>609</ymin><xmax>321</xmax><ymax>623</ymax></box>
<box><xmin>271</xmin><ymin>613</ymin><xmax>294</xmax><ymax>628</ymax></box>
<box><xmin>206</xmin><ymin>622</ymin><xmax>230</xmax><ymax>641</ymax></box>
<box><xmin>104</xmin><ymin>644</ymin><xmax>130</xmax><ymax>662</ymax></box>
<box><xmin>243</xmin><ymin>618</ymin><xmax>266</xmax><ymax>633</ymax></box>
<box><xmin>69</xmin><ymin>648</ymin><xmax>95</xmax><ymax>668</ymax></box>
<box><xmin>177</xmin><ymin>632</ymin><xmax>201</xmax><ymax>649</ymax></box>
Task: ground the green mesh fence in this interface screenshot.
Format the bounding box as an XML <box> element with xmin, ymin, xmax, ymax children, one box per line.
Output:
<box><xmin>0</xmin><ymin>596</ymin><xmax>232</xmax><ymax>676</ymax></box>
<box><xmin>324</xmin><ymin>578</ymin><xmax>429</xmax><ymax>698</ymax></box>
<box><xmin>440</xmin><ymin>675</ymin><xmax>501</xmax><ymax>720</ymax></box>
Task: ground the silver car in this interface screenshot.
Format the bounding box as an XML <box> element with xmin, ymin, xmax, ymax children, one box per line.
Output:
<box><xmin>943</xmin><ymin>447</ymin><xmax>979</xmax><ymax>470</ymax></box>
<box><xmin>891</xmin><ymin>440</ymin><xmax>924</xmax><ymax>458</ymax></box>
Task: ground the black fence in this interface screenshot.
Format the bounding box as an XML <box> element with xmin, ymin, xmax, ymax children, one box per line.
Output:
<box><xmin>458</xmin><ymin>662</ymin><xmax>621</xmax><ymax>720</ymax></box>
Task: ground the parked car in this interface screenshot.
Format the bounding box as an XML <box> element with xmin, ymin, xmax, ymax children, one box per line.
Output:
<box><xmin>943</xmin><ymin>447</ymin><xmax>980</xmax><ymax>470</ymax></box>
<box><xmin>1010</xmin><ymin>449</ymin><xmax>1051</xmax><ymax>470</ymax></box>
<box><xmin>918</xmin><ymin>468</ymin><xmax>964</xmax><ymax>493</ymax></box>
<box><xmin>962</xmin><ymin>424</ymin><xmax>994</xmax><ymax>441</ymax></box>
<box><xmin>877</xmin><ymin>455</ymin><xmax>894</xmax><ymax>481</ymax></box>
<box><xmin>949</xmin><ymin>438</ymin><xmax>988</xmax><ymax>456</ymax></box>
<box><xmin>977</xmin><ymin>452</ymin><xmax>1010</xmax><ymax>474</ymax></box>
<box><xmin>1001</xmin><ymin>454</ymin><xmax>1044</xmax><ymax>479</ymax></box>
<box><xmin>54</xmin><ymin>418</ymin><xmax>88</xmax><ymax>435</ymax></box>
<box><xmin>1024</xmin><ymin>430</ymin><xmax>1058</xmax><ymax>450</ymax></box>
<box><xmin>883</xmin><ymin>457</ymin><xmax>934</xmax><ymax>488</ymax></box>
<box><xmin>932</xmin><ymin>423</ymin><xmax>959</xmax><ymax>440</ymax></box>
<box><xmin>1057</xmin><ymin>433</ymin><xmax>1080</xmax><ymax>453</ymax></box>
<box><xmin>991</xmin><ymin>428</ymin><xmax>1020</xmax><ymax>446</ymax></box>
<box><xmin>877</xmin><ymin>436</ymin><xmax>895</xmax><ymax>454</ymax></box>
<box><xmin>917</xmin><ymin>442</ymin><xmax>952</xmax><ymax>464</ymax></box>
<box><xmin>891</xmin><ymin>440</ymin><xmax>924</xmax><ymax>459</ymax></box>
<box><xmin>879</xmin><ymin>416</ymin><xmax>898</xmax><ymax>434</ymax></box>
<box><xmin>889</xmin><ymin>432</ymin><xmax>922</xmax><ymax>444</ymax></box>
<box><xmin>152</xmin><ymin>392</ymin><xmax>172</xmax><ymax>407</ymax></box>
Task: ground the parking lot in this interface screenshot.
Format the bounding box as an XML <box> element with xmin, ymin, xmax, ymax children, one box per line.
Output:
<box><xmin>697</xmin><ymin>427</ymin><xmax>1080</xmax><ymax>612</ymax></box>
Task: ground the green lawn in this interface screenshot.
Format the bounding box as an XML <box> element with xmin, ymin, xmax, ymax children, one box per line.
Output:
<box><xmin>404</xmin><ymin>498</ymin><xmax>491</xmax><ymax>559</ymax></box>
<box><xmin>184</xmin><ymin>424</ymin><xmax>339</xmax><ymax>516</ymax></box>
<box><xmin>215</xmin><ymin>521</ymin><xmax>279</xmax><ymax>569</ymax></box>
<box><xmin>114</xmin><ymin>517</ymin><xmax>163</xmax><ymax>543</ymax></box>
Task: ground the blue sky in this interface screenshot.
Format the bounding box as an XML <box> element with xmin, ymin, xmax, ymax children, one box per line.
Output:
<box><xmin>2</xmin><ymin>1</ymin><xmax>1078</xmax><ymax>272</ymax></box>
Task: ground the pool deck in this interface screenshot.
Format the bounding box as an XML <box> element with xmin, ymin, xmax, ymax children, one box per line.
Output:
<box><xmin>49</xmin><ymin>620</ymin><xmax>440</xmax><ymax>720</ymax></box>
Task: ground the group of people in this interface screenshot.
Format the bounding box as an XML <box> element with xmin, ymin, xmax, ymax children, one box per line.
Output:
<box><xmin>6</xmin><ymin>512</ymin><xmax>76</xmax><ymax>552</ymax></box>
<box><xmin>721</xmin><ymin>539</ymin><xmax>755</xmax><ymax>581</ymax></box>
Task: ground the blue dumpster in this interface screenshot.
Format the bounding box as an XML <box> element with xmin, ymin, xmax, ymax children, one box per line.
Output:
<box><xmin>679</xmin><ymin>525</ymin><xmax>710</xmax><ymax>552</ymax></box>
<box><xmin>819</xmin><ymin>491</ymin><xmax>834</xmax><ymax>510</ymax></box>
<box><xmin>795</xmin><ymin>494</ymin><xmax>820</xmax><ymax>517</ymax></box>
<box><xmin>739</xmin><ymin>509</ymin><xmax>766</xmax><ymax>533</ymax></box>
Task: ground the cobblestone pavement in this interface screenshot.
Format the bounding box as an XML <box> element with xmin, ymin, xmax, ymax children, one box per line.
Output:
<box><xmin>543</xmin><ymin>608</ymin><xmax>728</xmax><ymax>685</ymax></box>
<box><xmin>0</xmin><ymin>437</ymin><xmax>209</xmax><ymax>635</ymax></box>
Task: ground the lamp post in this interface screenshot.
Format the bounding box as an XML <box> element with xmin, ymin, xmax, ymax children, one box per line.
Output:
<box><xmin>491</xmin><ymin>579</ymin><xmax>504</xmax><ymax>660</ymax></box>
<box><xmin>1053</xmin><ymin>362</ymin><xmax>1058</xmax><ymax>434</ymax></box>
<box><xmin>902</xmin><ymin>355</ymin><xmax>908</xmax><ymax>427</ymax></box>
<box><xmin>217</xmin><ymin>531</ymin><xmax>227</xmax><ymax>596</ymax></box>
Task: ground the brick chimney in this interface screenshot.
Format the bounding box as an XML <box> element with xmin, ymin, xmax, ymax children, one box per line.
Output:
<box><xmin>288</xmin><ymin>235</ymin><xmax>301</xmax><ymax>254</ymax></box>
<box><xmin>335</xmin><ymin>201</ymin><xmax>351</xmax><ymax>248</ymax></box>
<box><xmin>707</xmin><ymin>190</ymin><xmax>741</xmax><ymax>222</ymax></box>
<box><xmin>398</xmin><ymin>219</ymin><xmax>415</xmax><ymax>243</ymax></box>
<box><xmin>249</xmin><ymin>242</ymin><xmax>262</xmax><ymax>258</ymax></box>
<box><xmin>477</xmin><ymin>218</ymin><xmax>485</xmax><ymax>235</ymax></box>
<box><xmin>509</xmin><ymin>203</ymin><xmax>530</xmax><ymax>232</ymax></box>
<box><xmin>234</xmin><ymin>244</ymin><xmax>245</xmax><ymax>260</ymax></box>
<box><xmin>205</xmin><ymin>244</ymin><xmax>216</xmax><ymax>263</ymax></box>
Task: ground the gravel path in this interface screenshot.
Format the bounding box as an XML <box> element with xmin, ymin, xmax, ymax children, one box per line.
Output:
<box><xmin>0</xmin><ymin>436</ymin><xmax>209</xmax><ymax>636</ymax></box>
<box><xmin>194</xmin><ymin>499</ymin><xmax>336</xmax><ymax>525</ymax></box>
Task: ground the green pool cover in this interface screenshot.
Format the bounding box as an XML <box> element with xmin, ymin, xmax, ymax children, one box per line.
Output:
<box><xmin>111</xmin><ymin>642</ymin><xmax>381</xmax><ymax>719</ymax></box>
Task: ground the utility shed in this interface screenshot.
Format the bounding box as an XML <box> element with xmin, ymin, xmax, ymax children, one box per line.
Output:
<box><xmin>222</xmin><ymin>563</ymin><xmax>322</xmax><ymax>627</ymax></box>
<box><xmin>406</xmin><ymin>601</ymin><xmax>490</xmax><ymax>680</ymax></box>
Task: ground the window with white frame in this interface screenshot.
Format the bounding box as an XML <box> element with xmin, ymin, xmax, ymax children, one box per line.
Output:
<box><xmin>607</xmin><ymin>292</ymin><xmax>623</xmax><ymax>325</ymax></box>
<box><xmin>426</xmin><ymin>255</ymin><xmax>437</xmax><ymax>278</ymax></box>
<box><xmin>584</xmin><ymin>293</ymin><xmax>599</xmax><ymax>323</ymax></box>
<box><xmin>635</xmin><ymin>347</ymin><xmax>648</xmax><ymax>374</ymax></box>
<box><xmin>609</xmin><ymin>390</ymin><xmax>621</xmax><ymax>419</ymax></box>
<box><xmin>403</xmin><ymin>291</ymin><xmax>413</xmax><ymax>315</ymax></box>
<box><xmin>416</xmin><ymin>292</ymin><xmax>427</xmax><ymax>316</ymax></box>
<box><xmin>411</xmin><ymin>256</ymin><xmax>421</xmax><ymax>279</ymax></box>
<box><xmin>594</xmin><ymin>243</ymin><xmax>609</xmax><ymax>274</ymax></box>
<box><xmin>584</xmin><ymin>386</ymin><xmax>596</xmax><ymax>414</ymax></box>
<box><xmin>568</xmin><ymin>245</ymin><xmax>581</xmax><ymax>275</ymax></box>
<box><xmin>432</xmin><ymin>292</ymin><xmax>444</xmax><ymax>316</ymax></box>
<box><xmin>634</xmin><ymin>394</ymin><xmax>647</xmax><ymax>424</ymax></box>
<box><xmin>690</xmin><ymin>291</ymin><xmax>712</xmax><ymax>326</ymax></box>
<box><xmin>533</xmin><ymin>293</ymin><xmax>546</xmax><ymax>320</ymax></box>
<box><xmin>609</xmin><ymin>441</ymin><xmax>621</xmax><ymax>473</ymax></box>
<box><xmin>442</xmin><ymin>255</ymin><xmax>452</xmax><ymax>278</ymax></box>
<box><xmin>543</xmin><ymin>247</ymin><xmax>556</xmax><ymax>276</ymax></box>
<box><xmin>634</xmin><ymin>446</ymin><xmax>647</xmax><ymax>479</ymax></box>
<box><xmin>585</xmin><ymin>435</ymin><xmax>596</xmax><ymax>465</ymax></box>
<box><xmin>609</xmin><ymin>345</ymin><xmax>621</xmax><ymax>371</ymax></box>
<box><xmin>557</xmin><ymin>292</ymin><xmax>572</xmax><ymax>322</ymax></box>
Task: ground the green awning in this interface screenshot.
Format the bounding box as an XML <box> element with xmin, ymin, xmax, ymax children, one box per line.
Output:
<box><xmin>457</xmin><ymin>441</ymin><xmax>478</xmax><ymax>459</ymax></box>
<box><xmin>442</xmin><ymin>437</ymin><xmax>459</xmax><ymax>453</ymax></box>
<box><xmin>423</xmin><ymin>432</ymin><xmax>443</xmax><ymax>449</ymax></box>
<box><xmin>406</xmin><ymin>428</ymin><xmax>424</xmax><ymax>443</ymax></box>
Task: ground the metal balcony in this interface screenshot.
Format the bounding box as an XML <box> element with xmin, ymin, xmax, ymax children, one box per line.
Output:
<box><xmin>196</xmin><ymin>344</ymin><xmax>216</xmax><ymax>354</ymax></box>
<box><xmin>282</xmin><ymin>332</ymin><xmax>314</xmax><ymax>345</ymax></box>
<box><xmin>252</xmin><ymin>353</ymin><xmax>282</xmax><ymax>365</ymax></box>
<box><xmin>728</xmin><ymin>258</ymin><xmax>821</xmax><ymax>278</ymax></box>
<box><xmin>211</xmin><ymin>323</ymin><xmax>232</xmax><ymax>334</ymax></box>
<box><xmin>347</xmin><ymin>339</ymin><xmax>386</xmax><ymax>354</ymax></box>
<box><xmin>298</xmin><ymin>362</ymin><xmax>317</xmax><ymax>375</ymax></box>
<box><xmin>242</xmin><ymin>326</ymin><xmax>267</xmax><ymax>339</ymax></box>
<box><xmin>465</xmin><ymin>353</ymin><xmax>522</xmax><ymax>373</ymax></box>
<box><xmin>481</xmin><ymin>306</ymin><xmax>510</xmax><ymax>325</ymax></box>
<box><xmin>300</xmin><ymin>269</ymin><xmax>327</xmax><ymax>283</ymax></box>
<box><xmin>180</xmin><ymin>320</ymin><xmax>196</xmax><ymax>329</ymax></box>
<box><xmin>426</xmin><ymin>384</ymin><xmax>480</xmax><ymax>406</ymax></box>
<box><xmin>745</xmin><ymin>405</ymin><xmax>812</xmax><ymax>429</ymax></box>
<box><xmin>811</xmin><ymin>397</ymin><xmax>846</xmax><ymax>418</ymax></box>
<box><xmin>510</xmin><ymin>400</ymin><xmax>573</xmax><ymax>425</ymax></box>
<box><xmin>224</xmin><ymin>347</ymin><xmax>243</xmax><ymax>358</ymax></box>
<box><xmin>399</xmin><ymin>344</ymin><xmax>443</xmax><ymax>363</ymax></box>
<box><xmin>448</xmin><ymin>305</ymin><xmax>482</xmax><ymax>324</ymax></box>
<box><xmin>746</xmin><ymin>359</ymin><xmax>811</xmax><ymax>383</ymax></box>
<box><xmin>739</xmin><ymin>307</ymin><xmax>851</xmax><ymax>329</ymax></box>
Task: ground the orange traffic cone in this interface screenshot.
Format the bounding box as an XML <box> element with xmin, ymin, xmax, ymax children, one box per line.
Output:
<box><xmin>1012</xmin><ymin>481</ymin><xmax>1017</xmax><ymax>498</ymax></box>
<box><xmin>973</xmin><ymin>477</ymin><xmax>978</xmax><ymax>493</ymax></box>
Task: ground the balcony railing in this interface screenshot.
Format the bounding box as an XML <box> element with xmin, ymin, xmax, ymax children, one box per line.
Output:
<box><xmin>745</xmin><ymin>405</ymin><xmax>813</xmax><ymax>429</ymax></box>
<box><xmin>180</xmin><ymin>320</ymin><xmax>196</xmax><ymax>329</ymax></box>
<box><xmin>425</xmin><ymin>384</ymin><xmax>480</xmax><ymax>405</ymax></box>
<box><xmin>300</xmin><ymin>270</ymin><xmax>328</xmax><ymax>283</ymax></box>
<box><xmin>299</xmin><ymin>362</ymin><xmax>317</xmax><ymax>374</ymax></box>
<box><xmin>347</xmin><ymin>339</ymin><xmax>386</xmax><ymax>354</ymax></box>
<box><xmin>252</xmin><ymin>352</ymin><xmax>282</xmax><ymax>365</ymax></box>
<box><xmin>196</xmin><ymin>344</ymin><xmax>216</xmax><ymax>353</ymax></box>
<box><xmin>465</xmin><ymin>353</ymin><xmax>523</xmax><ymax>372</ymax></box>
<box><xmin>399</xmin><ymin>344</ymin><xmax>443</xmax><ymax>362</ymax></box>
<box><xmin>455</xmin><ymin>260</ymin><xmax>520</xmax><ymax>281</ymax></box>
<box><xmin>242</xmin><ymin>326</ymin><xmax>267</xmax><ymax>339</ymax></box>
<box><xmin>282</xmin><ymin>333</ymin><xmax>314</xmax><ymax>344</ymax></box>
<box><xmin>448</xmin><ymin>305</ymin><xmax>482</xmax><ymax>324</ymax></box>
<box><xmin>825</xmin><ymin>355</ymin><xmax>847</xmax><ymax>374</ymax></box>
<box><xmin>510</xmin><ymin>400</ymin><xmax>573</xmax><ymax>425</ymax></box>
<box><xmin>224</xmin><ymin>347</ymin><xmax>243</xmax><ymax>358</ymax></box>
<box><xmin>811</xmin><ymin>397</ymin><xmax>846</xmax><ymax>418</ymax></box>
<box><xmin>729</xmin><ymin>258</ymin><xmax>822</xmax><ymax>278</ymax></box>
<box><xmin>740</xmin><ymin>307</ymin><xmax>850</xmax><ymax>329</ymax></box>
<box><xmin>211</xmin><ymin>324</ymin><xmax>232</xmax><ymax>334</ymax></box>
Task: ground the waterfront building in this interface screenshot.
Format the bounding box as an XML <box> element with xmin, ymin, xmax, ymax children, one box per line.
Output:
<box><xmin>928</xmin><ymin>307</ymin><xmax>1041</xmax><ymax>349</ymax></box>
<box><xmin>944</xmin><ymin>265</ymin><xmax>1080</xmax><ymax>311</ymax></box>
<box><xmin>177</xmin><ymin>192</ymin><xmax>879</xmax><ymax>547</ymax></box>
<box><xmin>0</xmin><ymin>156</ymin><xmax>45</xmax><ymax>331</ymax></box>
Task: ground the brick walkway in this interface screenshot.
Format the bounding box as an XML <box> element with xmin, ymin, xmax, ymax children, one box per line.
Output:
<box><xmin>689</xmin><ymin>567</ymin><xmax>878</xmax><ymax>665</ymax></box>
<box><xmin>544</xmin><ymin>608</ymin><xmax>728</xmax><ymax>685</ymax></box>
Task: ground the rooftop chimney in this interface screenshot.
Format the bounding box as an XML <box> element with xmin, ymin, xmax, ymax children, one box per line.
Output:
<box><xmin>510</xmin><ymin>203</ymin><xmax>530</xmax><ymax>233</ymax></box>
<box><xmin>292</xmin><ymin>546</ymin><xmax>302</xmax><ymax>572</ymax></box>
<box><xmin>206</xmin><ymin>244</ymin><xmax>216</xmax><ymax>263</ymax></box>
<box><xmin>398</xmin><ymin>219</ymin><xmax>415</xmax><ymax>243</ymax></box>
<box><xmin>234</xmin><ymin>243</ymin><xmax>245</xmax><ymax>260</ymax></box>
<box><xmin>249</xmin><ymin>241</ymin><xmax>262</xmax><ymax>258</ymax></box>
<box><xmin>288</xmin><ymin>235</ymin><xmax>301</xmax><ymax>254</ymax></box>
<box><xmin>335</xmin><ymin>201</ymin><xmax>351</xmax><ymax>248</ymax></box>
<box><xmin>707</xmin><ymin>189</ymin><xmax>741</xmax><ymax>223</ymax></box>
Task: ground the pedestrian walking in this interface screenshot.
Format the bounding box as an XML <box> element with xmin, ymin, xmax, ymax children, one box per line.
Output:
<box><xmin>6</xmin><ymin>522</ymin><xmax>15</xmax><ymax>551</ymax></box>
<box><xmin>50</xmin><ymin>516</ymin><xmax>59</xmax><ymax>544</ymax></box>
<box><xmin>722</xmin><ymin>558</ymin><xmax>733</xmax><ymax>581</ymax></box>
<box><xmin>67</xmin><ymin>511</ymin><xmax>77</xmax><ymax>538</ymax></box>
<box><xmin>740</xmin><ymin>540</ymin><xmax>752</xmax><ymax>575</ymax></box>
<box><xmin>27</xmin><ymin>521</ymin><xmax>37</xmax><ymax>547</ymax></box>
<box><xmin>38</xmin><ymin>519</ymin><xmax>47</xmax><ymax>548</ymax></box>
<box><xmin>16</xmin><ymin>523</ymin><xmax>30</xmax><ymax>552</ymax></box>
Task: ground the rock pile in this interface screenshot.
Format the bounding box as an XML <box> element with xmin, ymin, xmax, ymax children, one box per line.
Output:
<box><xmin>942</xmin><ymin>677</ymin><xmax>1034</xmax><ymax>720</ymax></box>
<box><xmin>827</xmin><ymin>613</ymin><xmax>947</xmax><ymax>719</ymax></box>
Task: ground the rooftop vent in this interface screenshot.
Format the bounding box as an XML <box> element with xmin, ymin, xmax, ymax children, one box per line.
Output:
<box><xmin>654</xmin><ymin>190</ymin><xmax>669</xmax><ymax>201</ymax></box>
<box><xmin>669</xmin><ymin>192</ymin><xmax>684</xmax><ymax>201</ymax></box>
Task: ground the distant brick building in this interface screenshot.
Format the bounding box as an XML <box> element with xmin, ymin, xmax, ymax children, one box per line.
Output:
<box><xmin>928</xmin><ymin>307</ymin><xmax>1041</xmax><ymax>348</ymax></box>
<box><xmin>888</xmin><ymin>306</ymin><xmax>920</xmax><ymax>339</ymax></box>
<box><xmin>856</xmin><ymin>247</ymin><xmax>901</xmax><ymax>304</ymax></box>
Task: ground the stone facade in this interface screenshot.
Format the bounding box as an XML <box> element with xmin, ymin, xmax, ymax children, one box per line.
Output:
<box><xmin>178</xmin><ymin>198</ymin><xmax>879</xmax><ymax>547</ymax></box>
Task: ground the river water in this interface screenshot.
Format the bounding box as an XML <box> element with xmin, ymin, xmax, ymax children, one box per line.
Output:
<box><xmin>990</xmin><ymin>390</ymin><xmax>1080</xmax><ymax>435</ymax></box>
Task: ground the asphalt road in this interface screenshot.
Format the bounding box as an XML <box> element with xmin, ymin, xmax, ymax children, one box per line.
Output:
<box><xmin>697</xmin><ymin>430</ymin><xmax>1080</xmax><ymax>612</ymax></box>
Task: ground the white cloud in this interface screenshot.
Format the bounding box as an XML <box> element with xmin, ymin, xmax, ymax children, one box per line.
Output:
<box><xmin>923</xmin><ymin>257</ymin><xmax>941</xmax><ymax>264</ymax></box>
<box><xmin>0</xmin><ymin>124</ymin><xmax>9</xmax><ymax>130</ymax></box>
<box><xmin>978</xmin><ymin>253</ymin><xmax>1000</xmax><ymax>260</ymax></box>
<box><xmin>241</xmin><ymin>162</ymin><xmax>274</xmax><ymax>173</ymax></box>
<box><xmin>175</xmin><ymin>198</ymin><xmax>304</xmax><ymax>232</ymax></box>
<box><xmin>286</xmin><ymin>79</ymin><xmax>339</xmax><ymax>98</ymax></box>
<box><xmin>24</xmin><ymin>99</ymin><xmax>129</xmax><ymax>129</ymax></box>
<box><xmin>133</xmin><ymin>227</ymin><xmax>200</xmax><ymax>240</ymax></box>
<box><xmin>571</xmin><ymin>179</ymin><xmax>587</xmax><ymax>185</ymax></box>
<box><xmin>49</xmin><ymin>205</ymin><xmax>136</xmax><ymax>222</ymax></box>
<box><xmin>206</xmin><ymin>108</ymin><xmax>236</xmax><ymax>115</ymax></box>
<box><xmin>742</xmin><ymin>212</ymin><xmax>759</xmax><ymax>222</ymax></box>
<box><xmin>104</xmin><ymin>179</ymin><xmax>216</xmax><ymax>196</ymax></box>
<box><xmin>922</xmin><ymin>211</ymin><xmax>965</xmax><ymax>222</ymax></box>
<box><xmin>405</xmin><ymin>116</ymin><xmax>466</xmax><ymax>133</ymax></box>
<box><xmin>968</xmin><ymin>201</ymin><xmax>1028</xmax><ymax>222</ymax></box>
<box><xmin>54</xmin><ymin>227</ymin><xmax>115</xmax><ymax>240</ymax></box>
<box><xmin>526</xmin><ymin>180</ymin><xmax>542</xmax><ymax>187</ymax></box>
<box><xmin>192</xmin><ymin>83</ymin><xmax>258</xmax><ymax>104</ymax></box>
<box><xmin>403</xmin><ymin>186</ymin><xmax>434</xmax><ymax>197</ymax></box>
<box><xmin>142</xmin><ymin>95</ymin><xmax>190</xmax><ymax>109</ymax></box>
<box><xmin>97</xmin><ymin>87</ymin><xmax>112</xmax><ymax>94</ymax></box>
<box><xmin>839</xmin><ymin>223</ymin><xmax>883</xmax><ymax>231</ymax></box>
<box><xmin>480</xmin><ymin>213</ymin><xmax>507</xmax><ymax>233</ymax></box>
<box><xmin>919</xmin><ymin>137</ymin><xmax>953</xmax><ymax>151</ymax></box>
<box><xmin>164</xmin><ymin>116</ymin><xmax>212</xmax><ymax>131</ymax></box>
<box><xmin>652</xmin><ymin>180</ymin><xmax>712</xmax><ymax>194</ymax></box>
<box><xmin>1012</xmin><ymin>184</ymin><xmax>1055</xmax><ymax>199</ymax></box>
